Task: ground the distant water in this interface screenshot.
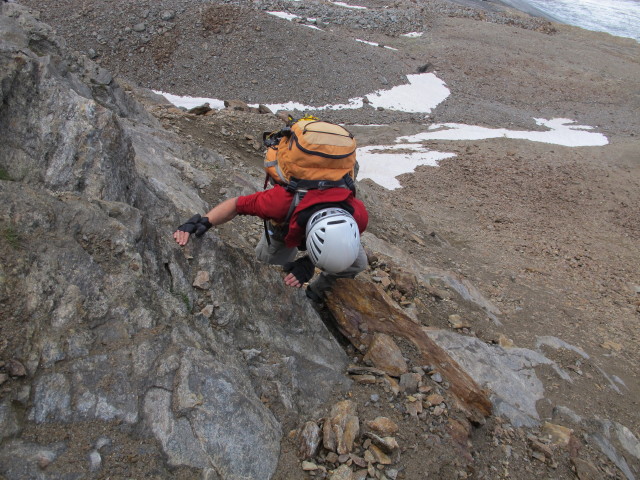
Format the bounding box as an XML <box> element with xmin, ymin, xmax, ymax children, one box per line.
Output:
<box><xmin>501</xmin><ymin>0</ymin><xmax>640</xmax><ymax>41</ymax></box>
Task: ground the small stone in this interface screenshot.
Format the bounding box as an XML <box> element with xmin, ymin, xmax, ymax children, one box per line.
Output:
<box><xmin>418</xmin><ymin>385</ymin><xmax>433</xmax><ymax>394</ymax></box>
<box><xmin>329</xmin><ymin>464</ymin><xmax>353</xmax><ymax>480</ymax></box>
<box><xmin>430</xmin><ymin>372</ymin><xmax>443</xmax><ymax>383</ymax></box>
<box><xmin>382</xmin><ymin>375</ymin><xmax>400</xmax><ymax>396</ymax></box>
<box><xmin>95</xmin><ymin>437</ymin><xmax>111</xmax><ymax>450</ymax></box>
<box><xmin>326</xmin><ymin>451</ymin><xmax>340</xmax><ymax>464</ymax></box>
<box><xmin>338</xmin><ymin>414</ymin><xmax>360</xmax><ymax>455</ymax></box>
<box><xmin>349</xmin><ymin>454</ymin><xmax>367</xmax><ymax>468</ymax></box>
<box><xmin>302</xmin><ymin>461</ymin><xmax>318</xmax><ymax>471</ymax></box>
<box><xmin>572</xmin><ymin>457</ymin><xmax>601</xmax><ymax>480</ymax></box>
<box><xmin>426</xmin><ymin>394</ymin><xmax>444</xmax><ymax>406</ymax></box>
<box><xmin>6</xmin><ymin>359</ymin><xmax>26</xmax><ymax>377</ymax></box>
<box><xmin>363</xmin><ymin>449</ymin><xmax>376</xmax><ymax>463</ymax></box>
<box><xmin>365</xmin><ymin>417</ymin><xmax>398</xmax><ymax>436</ymax></box>
<box><xmin>298</xmin><ymin>421</ymin><xmax>322</xmax><ymax>459</ymax></box>
<box><xmin>405</xmin><ymin>399</ymin><xmax>423</xmax><ymax>418</ymax></box>
<box><xmin>199</xmin><ymin>304</ymin><xmax>214</xmax><ymax>318</ymax></box>
<box><xmin>161</xmin><ymin>10</ymin><xmax>175</xmax><ymax>21</ymax></box>
<box><xmin>386</xmin><ymin>468</ymin><xmax>399</xmax><ymax>480</ymax></box>
<box><xmin>529</xmin><ymin>438</ymin><xmax>553</xmax><ymax>458</ymax></box>
<box><xmin>542</xmin><ymin>422</ymin><xmax>572</xmax><ymax>447</ymax></box>
<box><xmin>531</xmin><ymin>451</ymin><xmax>546</xmax><ymax>463</ymax></box>
<box><xmin>363</xmin><ymin>334</ymin><xmax>407</xmax><ymax>377</ymax></box>
<box><xmin>601</xmin><ymin>340</ymin><xmax>623</xmax><ymax>352</ymax></box>
<box><xmin>37</xmin><ymin>453</ymin><xmax>54</xmax><ymax>469</ymax></box>
<box><xmin>132</xmin><ymin>23</ymin><xmax>146</xmax><ymax>32</ymax></box>
<box><xmin>338</xmin><ymin>454</ymin><xmax>350</xmax><ymax>463</ymax></box>
<box><xmin>370</xmin><ymin>394</ymin><xmax>380</xmax><ymax>402</ymax></box>
<box><xmin>352</xmin><ymin>374</ymin><xmax>377</xmax><ymax>384</ymax></box>
<box><xmin>399</xmin><ymin>373</ymin><xmax>421</xmax><ymax>394</ymax></box>
<box><xmin>366</xmin><ymin>432</ymin><xmax>399</xmax><ymax>454</ymax></box>
<box><xmin>89</xmin><ymin>450</ymin><xmax>101</xmax><ymax>471</ymax></box>
<box><xmin>498</xmin><ymin>334</ymin><xmax>514</xmax><ymax>348</ymax></box>
<box><xmin>0</xmin><ymin>373</ymin><xmax>8</xmax><ymax>385</ymax></box>
<box><xmin>432</xmin><ymin>406</ymin><xmax>445</xmax><ymax>416</ymax></box>
<box><xmin>368</xmin><ymin>445</ymin><xmax>392</xmax><ymax>465</ymax></box>
<box><xmin>192</xmin><ymin>271</ymin><xmax>210</xmax><ymax>289</ymax></box>
<box><xmin>354</xmin><ymin>469</ymin><xmax>368</xmax><ymax>480</ymax></box>
<box><xmin>448</xmin><ymin>314</ymin><xmax>470</xmax><ymax>329</ymax></box>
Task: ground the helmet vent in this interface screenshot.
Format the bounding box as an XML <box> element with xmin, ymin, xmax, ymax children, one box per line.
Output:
<box><xmin>327</xmin><ymin>220</ymin><xmax>346</xmax><ymax>225</ymax></box>
<box><xmin>311</xmin><ymin>238</ymin><xmax>323</xmax><ymax>255</ymax></box>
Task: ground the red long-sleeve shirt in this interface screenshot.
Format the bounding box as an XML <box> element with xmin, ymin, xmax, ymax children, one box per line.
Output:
<box><xmin>236</xmin><ymin>184</ymin><xmax>368</xmax><ymax>248</ymax></box>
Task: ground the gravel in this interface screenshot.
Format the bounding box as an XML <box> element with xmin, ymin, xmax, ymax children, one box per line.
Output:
<box><xmin>19</xmin><ymin>0</ymin><xmax>553</xmax><ymax>124</ymax></box>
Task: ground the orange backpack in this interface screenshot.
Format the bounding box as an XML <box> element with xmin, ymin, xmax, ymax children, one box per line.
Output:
<box><xmin>260</xmin><ymin>117</ymin><xmax>359</xmax><ymax>245</ymax></box>
<box><xmin>263</xmin><ymin>118</ymin><xmax>357</xmax><ymax>193</ymax></box>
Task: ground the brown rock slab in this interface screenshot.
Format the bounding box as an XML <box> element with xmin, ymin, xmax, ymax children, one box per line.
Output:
<box><xmin>326</xmin><ymin>279</ymin><xmax>492</xmax><ymax>423</ymax></box>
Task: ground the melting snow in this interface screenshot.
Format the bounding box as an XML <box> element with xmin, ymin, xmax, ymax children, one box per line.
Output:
<box><xmin>266</xmin><ymin>11</ymin><xmax>299</xmax><ymax>21</ymax></box>
<box><xmin>155</xmin><ymin>69</ymin><xmax>609</xmax><ymax>191</ymax></box>
<box><xmin>331</xmin><ymin>1</ymin><xmax>367</xmax><ymax>9</ymax></box>
<box><xmin>398</xmin><ymin>118</ymin><xmax>608</xmax><ymax>147</ymax></box>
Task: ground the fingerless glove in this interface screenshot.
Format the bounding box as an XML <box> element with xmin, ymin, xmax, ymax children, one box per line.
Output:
<box><xmin>177</xmin><ymin>214</ymin><xmax>213</xmax><ymax>237</ymax></box>
<box><xmin>283</xmin><ymin>256</ymin><xmax>315</xmax><ymax>284</ymax></box>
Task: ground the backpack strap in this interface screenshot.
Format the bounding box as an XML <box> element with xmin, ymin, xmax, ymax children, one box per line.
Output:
<box><xmin>286</xmin><ymin>174</ymin><xmax>356</xmax><ymax>195</ymax></box>
<box><xmin>262</xmin><ymin>189</ymin><xmax>307</xmax><ymax>247</ymax></box>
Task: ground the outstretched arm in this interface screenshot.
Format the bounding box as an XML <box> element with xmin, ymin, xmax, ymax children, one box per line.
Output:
<box><xmin>173</xmin><ymin>197</ymin><xmax>239</xmax><ymax>246</ymax></box>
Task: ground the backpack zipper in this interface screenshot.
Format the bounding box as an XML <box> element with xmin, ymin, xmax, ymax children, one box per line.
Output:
<box><xmin>290</xmin><ymin>132</ymin><xmax>355</xmax><ymax>159</ymax></box>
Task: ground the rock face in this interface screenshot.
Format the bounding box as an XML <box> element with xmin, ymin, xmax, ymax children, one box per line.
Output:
<box><xmin>0</xmin><ymin>5</ymin><xmax>350</xmax><ymax>479</ymax></box>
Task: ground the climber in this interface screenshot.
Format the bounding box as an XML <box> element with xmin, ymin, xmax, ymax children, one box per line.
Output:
<box><xmin>173</xmin><ymin>185</ymin><xmax>368</xmax><ymax>301</ymax></box>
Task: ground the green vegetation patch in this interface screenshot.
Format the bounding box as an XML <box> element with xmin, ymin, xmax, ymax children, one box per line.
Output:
<box><xmin>3</xmin><ymin>227</ymin><xmax>21</xmax><ymax>250</ymax></box>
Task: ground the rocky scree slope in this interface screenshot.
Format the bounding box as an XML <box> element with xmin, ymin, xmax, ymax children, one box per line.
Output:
<box><xmin>18</xmin><ymin>0</ymin><xmax>555</xmax><ymax>113</ymax></box>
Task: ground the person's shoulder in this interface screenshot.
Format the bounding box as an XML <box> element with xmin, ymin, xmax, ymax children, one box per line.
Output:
<box><xmin>267</xmin><ymin>184</ymin><xmax>294</xmax><ymax>199</ymax></box>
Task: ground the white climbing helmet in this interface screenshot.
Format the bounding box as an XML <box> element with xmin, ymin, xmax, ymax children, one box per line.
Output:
<box><xmin>305</xmin><ymin>208</ymin><xmax>360</xmax><ymax>273</ymax></box>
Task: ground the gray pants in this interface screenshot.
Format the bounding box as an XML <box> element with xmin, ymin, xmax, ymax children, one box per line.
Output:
<box><xmin>255</xmin><ymin>232</ymin><xmax>368</xmax><ymax>296</ymax></box>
